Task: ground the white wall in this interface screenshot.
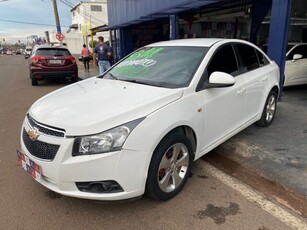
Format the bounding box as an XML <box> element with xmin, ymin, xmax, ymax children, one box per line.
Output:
<box><xmin>66</xmin><ymin>0</ymin><xmax>109</xmax><ymax>54</ymax></box>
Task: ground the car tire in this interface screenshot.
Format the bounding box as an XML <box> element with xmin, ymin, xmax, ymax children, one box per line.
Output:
<box><xmin>146</xmin><ymin>133</ymin><xmax>193</xmax><ymax>201</ymax></box>
<box><xmin>31</xmin><ymin>77</ymin><xmax>38</xmax><ymax>86</ymax></box>
<box><xmin>256</xmin><ymin>90</ymin><xmax>278</xmax><ymax>127</ymax></box>
<box><xmin>71</xmin><ymin>78</ymin><xmax>78</xmax><ymax>83</ymax></box>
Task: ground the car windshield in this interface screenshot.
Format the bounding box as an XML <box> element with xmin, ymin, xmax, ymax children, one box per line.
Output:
<box><xmin>102</xmin><ymin>46</ymin><xmax>208</xmax><ymax>88</ymax></box>
<box><xmin>35</xmin><ymin>48</ymin><xmax>71</xmax><ymax>57</ymax></box>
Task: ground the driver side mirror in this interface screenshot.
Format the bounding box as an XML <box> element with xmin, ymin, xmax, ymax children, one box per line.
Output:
<box><xmin>292</xmin><ymin>54</ymin><xmax>303</xmax><ymax>62</ymax></box>
<box><xmin>208</xmin><ymin>71</ymin><xmax>236</xmax><ymax>88</ymax></box>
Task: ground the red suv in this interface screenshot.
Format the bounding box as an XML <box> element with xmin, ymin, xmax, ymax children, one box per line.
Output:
<box><xmin>28</xmin><ymin>46</ymin><xmax>78</xmax><ymax>86</ymax></box>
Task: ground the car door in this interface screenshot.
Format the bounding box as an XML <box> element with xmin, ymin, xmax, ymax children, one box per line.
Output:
<box><xmin>234</xmin><ymin>43</ymin><xmax>267</xmax><ymax>123</ymax></box>
<box><xmin>285</xmin><ymin>44</ymin><xmax>307</xmax><ymax>86</ymax></box>
<box><xmin>197</xmin><ymin>43</ymin><xmax>246</xmax><ymax>154</ymax></box>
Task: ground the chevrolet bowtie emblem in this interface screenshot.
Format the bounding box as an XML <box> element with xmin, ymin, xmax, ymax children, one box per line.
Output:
<box><xmin>28</xmin><ymin>130</ymin><xmax>39</xmax><ymax>141</ymax></box>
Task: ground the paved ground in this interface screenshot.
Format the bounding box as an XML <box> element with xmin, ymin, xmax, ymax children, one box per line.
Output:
<box><xmin>207</xmin><ymin>86</ymin><xmax>307</xmax><ymax>217</ymax></box>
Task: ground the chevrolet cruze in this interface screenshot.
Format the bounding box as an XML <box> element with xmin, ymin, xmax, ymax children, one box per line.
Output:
<box><xmin>18</xmin><ymin>39</ymin><xmax>280</xmax><ymax>201</ymax></box>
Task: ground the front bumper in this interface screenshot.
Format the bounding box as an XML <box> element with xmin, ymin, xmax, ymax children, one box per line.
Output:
<box><xmin>20</xmin><ymin>117</ymin><xmax>148</xmax><ymax>201</ymax></box>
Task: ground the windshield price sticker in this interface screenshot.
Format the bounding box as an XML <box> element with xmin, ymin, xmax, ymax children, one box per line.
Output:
<box><xmin>112</xmin><ymin>48</ymin><xmax>164</xmax><ymax>78</ymax></box>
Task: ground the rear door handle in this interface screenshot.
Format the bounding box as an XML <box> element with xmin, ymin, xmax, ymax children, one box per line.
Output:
<box><xmin>262</xmin><ymin>76</ymin><xmax>268</xmax><ymax>82</ymax></box>
<box><xmin>237</xmin><ymin>88</ymin><xmax>246</xmax><ymax>95</ymax></box>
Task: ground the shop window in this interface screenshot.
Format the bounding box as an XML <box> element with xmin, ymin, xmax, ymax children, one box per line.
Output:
<box><xmin>91</xmin><ymin>5</ymin><xmax>102</xmax><ymax>12</ymax></box>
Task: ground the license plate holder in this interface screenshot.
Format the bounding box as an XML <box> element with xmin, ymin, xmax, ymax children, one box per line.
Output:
<box><xmin>17</xmin><ymin>149</ymin><xmax>41</xmax><ymax>181</ymax></box>
<box><xmin>49</xmin><ymin>60</ymin><xmax>62</xmax><ymax>64</ymax></box>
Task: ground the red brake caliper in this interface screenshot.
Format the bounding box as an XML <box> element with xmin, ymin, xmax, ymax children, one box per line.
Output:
<box><xmin>159</xmin><ymin>168</ymin><xmax>165</xmax><ymax>180</ymax></box>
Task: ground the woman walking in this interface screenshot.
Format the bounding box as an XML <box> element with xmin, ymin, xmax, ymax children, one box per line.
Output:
<box><xmin>81</xmin><ymin>44</ymin><xmax>91</xmax><ymax>72</ymax></box>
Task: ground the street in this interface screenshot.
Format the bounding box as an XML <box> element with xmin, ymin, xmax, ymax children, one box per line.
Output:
<box><xmin>0</xmin><ymin>55</ymin><xmax>306</xmax><ymax>230</ymax></box>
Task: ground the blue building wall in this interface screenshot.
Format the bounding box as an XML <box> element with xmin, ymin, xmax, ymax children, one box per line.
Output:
<box><xmin>107</xmin><ymin>0</ymin><xmax>219</xmax><ymax>27</ymax></box>
<box><xmin>108</xmin><ymin>0</ymin><xmax>292</xmax><ymax>90</ymax></box>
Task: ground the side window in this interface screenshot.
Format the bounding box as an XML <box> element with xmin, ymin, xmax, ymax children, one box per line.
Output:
<box><xmin>207</xmin><ymin>44</ymin><xmax>238</xmax><ymax>77</ymax></box>
<box><xmin>197</xmin><ymin>44</ymin><xmax>238</xmax><ymax>91</ymax></box>
<box><xmin>287</xmin><ymin>45</ymin><xmax>307</xmax><ymax>60</ymax></box>
<box><xmin>256</xmin><ymin>50</ymin><xmax>270</xmax><ymax>66</ymax></box>
<box><xmin>236</xmin><ymin>44</ymin><xmax>260</xmax><ymax>73</ymax></box>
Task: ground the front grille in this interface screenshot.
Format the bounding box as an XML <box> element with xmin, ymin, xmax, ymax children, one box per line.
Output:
<box><xmin>27</xmin><ymin>114</ymin><xmax>65</xmax><ymax>137</ymax></box>
<box><xmin>23</xmin><ymin>129</ymin><xmax>60</xmax><ymax>160</ymax></box>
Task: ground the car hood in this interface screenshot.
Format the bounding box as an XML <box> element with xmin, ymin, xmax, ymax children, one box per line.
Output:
<box><xmin>29</xmin><ymin>78</ymin><xmax>183</xmax><ymax>136</ymax></box>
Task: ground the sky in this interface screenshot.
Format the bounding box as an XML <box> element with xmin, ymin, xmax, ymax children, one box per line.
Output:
<box><xmin>0</xmin><ymin>0</ymin><xmax>79</xmax><ymax>44</ymax></box>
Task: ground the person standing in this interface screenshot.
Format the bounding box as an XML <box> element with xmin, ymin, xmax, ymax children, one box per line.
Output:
<box><xmin>81</xmin><ymin>44</ymin><xmax>91</xmax><ymax>72</ymax></box>
<box><xmin>94</xmin><ymin>36</ymin><xmax>112</xmax><ymax>75</ymax></box>
<box><xmin>105</xmin><ymin>41</ymin><xmax>114</xmax><ymax>66</ymax></box>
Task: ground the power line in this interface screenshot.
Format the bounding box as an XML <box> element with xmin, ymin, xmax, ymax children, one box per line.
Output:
<box><xmin>0</xmin><ymin>18</ymin><xmax>69</xmax><ymax>27</ymax></box>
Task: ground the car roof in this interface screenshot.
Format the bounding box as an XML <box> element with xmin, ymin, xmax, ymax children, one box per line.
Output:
<box><xmin>147</xmin><ymin>38</ymin><xmax>254</xmax><ymax>47</ymax></box>
<box><xmin>35</xmin><ymin>45</ymin><xmax>68</xmax><ymax>50</ymax></box>
<box><xmin>288</xmin><ymin>42</ymin><xmax>307</xmax><ymax>45</ymax></box>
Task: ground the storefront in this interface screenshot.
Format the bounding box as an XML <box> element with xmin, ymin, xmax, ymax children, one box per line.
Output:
<box><xmin>106</xmin><ymin>0</ymin><xmax>293</xmax><ymax>90</ymax></box>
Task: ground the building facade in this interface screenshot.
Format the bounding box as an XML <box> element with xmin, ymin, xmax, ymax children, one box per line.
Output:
<box><xmin>105</xmin><ymin>0</ymin><xmax>307</xmax><ymax>90</ymax></box>
<box><xmin>66</xmin><ymin>0</ymin><xmax>109</xmax><ymax>54</ymax></box>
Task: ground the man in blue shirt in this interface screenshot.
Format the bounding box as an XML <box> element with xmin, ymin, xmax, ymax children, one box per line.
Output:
<box><xmin>94</xmin><ymin>36</ymin><xmax>112</xmax><ymax>75</ymax></box>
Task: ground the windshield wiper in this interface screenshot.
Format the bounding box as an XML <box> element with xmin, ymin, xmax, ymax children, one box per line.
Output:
<box><xmin>119</xmin><ymin>79</ymin><xmax>163</xmax><ymax>87</ymax></box>
<box><xmin>119</xmin><ymin>79</ymin><xmax>148</xmax><ymax>85</ymax></box>
<box><xmin>104</xmin><ymin>72</ymin><xmax>118</xmax><ymax>80</ymax></box>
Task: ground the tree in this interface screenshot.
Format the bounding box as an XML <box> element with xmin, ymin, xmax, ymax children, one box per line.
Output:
<box><xmin>89</xmin><ymin>40</ymin><xmax>97</xmax><ymax>48</ymax></box>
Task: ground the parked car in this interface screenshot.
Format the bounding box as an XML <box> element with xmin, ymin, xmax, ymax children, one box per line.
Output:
<box><xmin>0</xmin><ymin>48</ymin><xmax>7</xmax><ymax>54</ymax></box>
<box><xmin>18</xmin><ymin>39</ymin><xmax>280</xmax><ymax>201</ymax></box>
<box><xmin>263</xmin><ymin>43</ymin><xmax>307</xmax><ymax>87</ymax></box>
<box><xmin>16</xmin><ymin>50</ymin><xmax>22</xmax><ymax>55</ymax></box>
<box><xmin>283</xmin><ymin>43</ymin><xmax>307</xmax><ymax>87</ymax></box>
<box><xmin>6</xmin><ymin>50</ymin><xmax>12</xmax><ymax>55</ymax></box>
<box><xmin>24</xmin><ymin>47</ymin><xmax>32</xmax><ymax>59</ymax></box>
<box><xmin>28</xmin><ymin>45</ymin><xmax>78</xmax><ymax>85</ymax></box>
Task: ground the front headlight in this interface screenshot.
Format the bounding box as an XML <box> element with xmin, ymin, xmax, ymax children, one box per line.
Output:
<box><xmin>73</xmin><ymin>117</ymin><xmax>145</xmax><ymax>156</ymax></box>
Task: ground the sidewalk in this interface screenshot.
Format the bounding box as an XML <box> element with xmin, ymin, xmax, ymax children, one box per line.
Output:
<box><xmin>209</xmin><ymin>85</ymin><xmax>307</xmax><ymax>199</ymax></box>
<box><xmin>75</xmin><ymin>56</ymin><xmax>99</xmax><ymax>80</ymax></box>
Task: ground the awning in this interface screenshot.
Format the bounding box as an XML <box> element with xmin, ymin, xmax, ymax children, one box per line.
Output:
<box><xmin>69</xmin><ymin>24</ymin><xmax>78</xmax><ymax>29</ymax></box>
<box><xmin>90</xmin><ymin>24</ymin><xmax>108</xmax><ymax>33</ymax></box>
<box><xmin>108</xmin><ymin>0</ymin><xmax>254</xmax><ymax>29</ymax></box>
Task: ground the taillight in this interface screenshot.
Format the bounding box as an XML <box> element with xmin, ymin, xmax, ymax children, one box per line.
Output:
<box><xmin>66</xmin><ymin>56</ymin><xmax>76</xmax><ymax>64</ymax></box>
<box><xmin>31</xmin><ymin>56</ymin><xmax>45</xmax><ymax>64</ymax></box>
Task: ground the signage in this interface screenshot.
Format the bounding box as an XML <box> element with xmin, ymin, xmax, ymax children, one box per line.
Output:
<box><xmin>56</xmin><ymin>32</ymin><xmax>64</xmax><ymax>41</ymax></box>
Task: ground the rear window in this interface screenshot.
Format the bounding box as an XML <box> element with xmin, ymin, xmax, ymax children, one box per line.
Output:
<box><xmin>35</xmin><ymin>48</ymin><xmax>71</xmax><ymax>57</ymax></box>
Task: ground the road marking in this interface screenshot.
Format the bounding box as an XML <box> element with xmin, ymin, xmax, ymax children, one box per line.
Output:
<box><xmin>202</xmin><ymin>162</ymin><xmax>307</xmax><ymax>230</ymax></box>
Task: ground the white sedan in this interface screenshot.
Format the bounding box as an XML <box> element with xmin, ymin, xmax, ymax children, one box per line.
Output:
<box><xmin>284</xmin><ymin>43</ymin><xmax>307</xmax><ymax>87</ymax></box>
<box><xmin>18</xmin><ymin>39</ymin><xmax>280</xmax><ymax>201</ymax></box>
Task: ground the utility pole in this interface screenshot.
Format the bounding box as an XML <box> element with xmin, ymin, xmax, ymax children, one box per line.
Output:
<box><xmin>52</xmin><ymin>0</ymin><xmax>61</xmax><ymax>33</ymax></box>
